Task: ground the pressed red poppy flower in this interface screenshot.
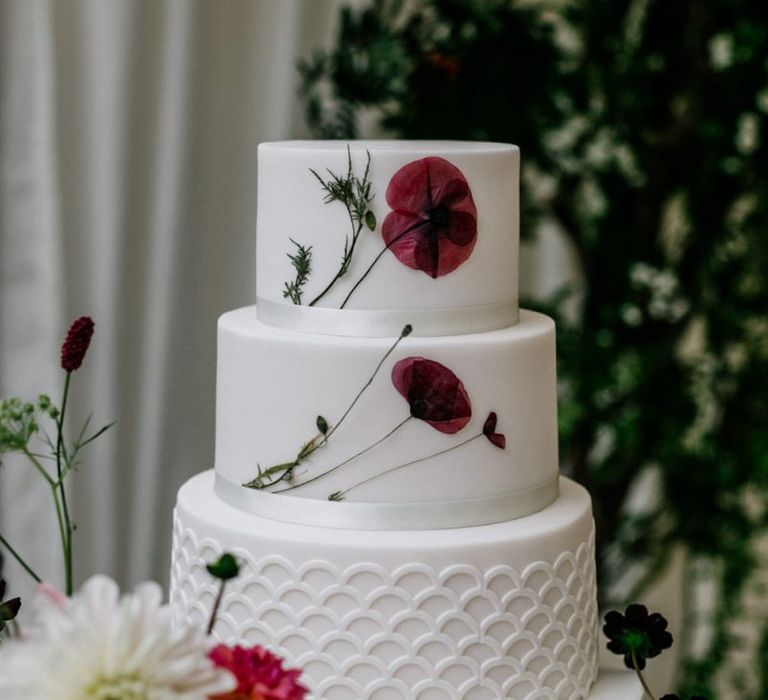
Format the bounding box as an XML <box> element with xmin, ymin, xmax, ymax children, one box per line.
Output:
<box><xmin>482</xmin><ymin>412</ymin><xmax>506</xmax><ymax>449</ymax></box>
<box><xmin>391</xmin><ymin>357</ymin><xmax>471</xmax><ymax>433</ymax></box>
<box><xmin>382</xmin><ymin>156</ymin><xmax>477</xmax><ymax>278</ymax></box>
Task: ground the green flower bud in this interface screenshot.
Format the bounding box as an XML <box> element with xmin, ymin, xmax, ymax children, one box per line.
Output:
<box><xmin>206</xmin><ymin>553</ymin><xmax>240</xmax><ymax>581</ymax></box>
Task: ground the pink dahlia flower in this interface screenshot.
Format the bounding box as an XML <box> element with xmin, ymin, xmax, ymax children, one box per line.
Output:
<box><xmin>209</xmin><ymin>644</ymin><xmax>308</xmax><ymax>700</ymax></box>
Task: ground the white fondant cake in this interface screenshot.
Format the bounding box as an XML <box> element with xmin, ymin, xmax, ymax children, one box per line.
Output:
<box><xmin>170</xmin><ymin>141</ymin><xmax>610</xmax><ymax>699</ymax></box>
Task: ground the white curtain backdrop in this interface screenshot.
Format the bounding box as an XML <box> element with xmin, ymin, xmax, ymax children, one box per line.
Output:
<box><xmin>0</xmin><ymin>0</ymin><xmax>351</xmax><ymax>595</ymax></box>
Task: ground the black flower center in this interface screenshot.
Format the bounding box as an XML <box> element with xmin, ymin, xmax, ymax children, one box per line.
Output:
<box><xmin>410</xmin><ymin>398</ymin><xmax>430</xmax><ymax>418</ymax></box>
<box><xmin>427</xmin><ymin>205</ymin><xmax>451</xmax><ymax>228</ymax></box>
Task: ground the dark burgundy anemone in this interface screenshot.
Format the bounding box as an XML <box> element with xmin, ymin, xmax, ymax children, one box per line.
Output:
<box><xmin>603</xmin><ymin>604</ymin><xmax>673</xmax><ymax>670</ymax></box>
<box><xmin>391</xmin><ymin>357</ymin><xmax>471</xmax><ymax>434</ymax></box>
<box><xmin>382</xmin><ymin>156</ymin><xmax>477</xmax><ymax>278</ymax></box>
<box><xmin>482</xmin><ymin>412</ymin><xmax>506</xmax><ymax>449</ymax></box>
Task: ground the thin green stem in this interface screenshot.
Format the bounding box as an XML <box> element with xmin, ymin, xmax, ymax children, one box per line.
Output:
<box><xmin>206</xmin><ymin>580</ymin><xmax>227</xmax><ymax>636</ymax></box>
<box><xmin>631</xmin><ymin>650</ymin><xmax>656</xmax><ymax>700</ymax></box>
<box><xmin>56</xmin><ymin>372</ymin><xmax>74</xmax><ymax>595</ymax></box>
<box><xmin>276</xmin><ymin>415</ymin><xmax>412</xmax><ymax>493</ymax></box>
<box><xmin>308</xmin><ymin>219</ymin><xmax>363</xmax><ymax>306</ymax></box>
<box><xmin>0</xmin><ymin>532</ymin><xmax>42</xmax><ymax>583</ymax></box>
<box><xmin>244</xmin><ymin>325</ymin><xmax>412</xmax><ymax>490</ymax></box>
<box><xmin>50</xmin><ymin>485</ymin><xmax>68</xmax><ymax>569</ymax></box>
<box><xmin>340</xmin><ymin>218</ymin><xmax>427</xmax><ymax>308</ymax></box>
<box><xmin>332</xmin><ymin>432</ymin><xmax>482</xmax><ymax>500</ymax></box>
<box><xmin>323</xmin><ymin>324</ymin><xmax>412</xmax><ymax>444</ymax></box>
<box><xmin>24</xmin><ymin>447</ymin><xmax>68</xmax><ymax>565</ymax></box>
<box><xmin>22</xmin><ymin>448</ymin><xmax>55</xmax><ymax>487</ymax></box>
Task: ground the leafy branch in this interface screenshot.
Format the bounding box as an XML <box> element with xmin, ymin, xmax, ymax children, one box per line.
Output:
<box><xmin>306</xmin><ymin>147</ymin><xmax>376</xmax><ymax>307</ymax></box>
<box><xmin>0</xmin><ymin>317</ymin><xmax>110</xmax><ymax>596</ymax></box>
<box><xmin>282</xmin><ymin>239</ymin><xmax>313</xmax><ymax>305</ymax></box>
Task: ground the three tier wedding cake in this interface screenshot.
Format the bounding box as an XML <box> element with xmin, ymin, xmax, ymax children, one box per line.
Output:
<box><xmin>171</xmin><ymin>141</ymin><xmax>619</xmax><ymax>699</ymax></box>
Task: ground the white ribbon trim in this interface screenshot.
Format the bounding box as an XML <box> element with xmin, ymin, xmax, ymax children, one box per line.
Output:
<box><xmin>256</xmin><ymin>297</ymin><xmax>519</xmax><ymax>337</ymax></box>
<box><xmin>215</xmin><ymin>474</ymin><xmax>559</xmax><ymax>530</ymax></box>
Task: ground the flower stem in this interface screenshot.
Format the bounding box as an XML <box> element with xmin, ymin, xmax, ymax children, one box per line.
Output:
<box><xmin>244</xmin><ymin>325</ymin><xmax>412</xmax><ymax>490</ymax></box>
<box><xmin>631</xmin><ymin>650</ymin><xmax>656</xmax><ymax>700</ymax></box>
<box><xmin>331</xmin><ymin>432</ymin><xmax>482</xmax><ymax>500</ymax></box>
<box><xmin>207</xmin><ymin>579</ymin><xmax>227</xmax><ymax>636</ymax></box>
<box><xmin>308</xmin><ymin>219</ymin><xmax>363</xmax><ymax>306</ymax></box>
<box><xmin>22</xmin><ymin>448</ymin><xmax>55</xmax><ymax>487</ymax></box>
<box><xmin>308</xmin><ymin>148</ymin><xmax>373</xmax><ymax>307</ymax></box>
<box><xmin>323</xmin><ymin>324</ymin><xmax>412</xmax><ymax>444</ymax></box>
<box><xmin>340</xmin><ymin>218</ymin><xmax>426</xmax><ymax>309</ymax></box>
<box><xmin>0</xmin><ymin>531</ymin><xmax>42</xmax><ymax>583</ymax></box>
<box><xmin>23</xmin><ymin>448</ymin><xmax>69</xmax><ymax>572</ymax></box>
<box><xmin>56</xmin><ymin>372</ymin><xmax>74</xmax><ymax>595</ymax></box>
<box><xmin>276</xmin><ymin>415</ymin><xmax>412</xmax><ymax>494</ymax></box>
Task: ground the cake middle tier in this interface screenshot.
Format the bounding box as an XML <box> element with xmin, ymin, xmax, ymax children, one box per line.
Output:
<box><xmin>216</xmin><ymin>306</ymin><xmax>558</xmax><ymax>526</ymax></box>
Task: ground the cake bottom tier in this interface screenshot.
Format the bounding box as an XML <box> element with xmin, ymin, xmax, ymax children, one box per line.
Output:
<box><xmin>171</xmin><ymin>471</ymin><xmax>600</xmax><ymax>700</ymax></box>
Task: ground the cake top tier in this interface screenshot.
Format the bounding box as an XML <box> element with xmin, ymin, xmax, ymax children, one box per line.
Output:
<box><xmin>256</xmin><ymin>141</ymin><xmax>520</xmax><ymax>337</ymax></box>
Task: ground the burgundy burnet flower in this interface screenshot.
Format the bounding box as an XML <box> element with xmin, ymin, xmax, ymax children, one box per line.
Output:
<box><xmin>392</xmin><ymin>357</ymin><xmax>471</xmax><ymax>434</ymax></box>
<box><xmin>482</xmin><ymin>412</ymin><xmax>506</xmax><ymax>449</ymax></box>
<box><xmin>60</xmin><ymin>316</ymin><xmax>95</xmax><ymax>372</ymax></box>
<box><xmin>382</xmin><ymin>156</ymin><xmax>477</xmax><ymax>278</ymax></box>
<box><xmin>208</xmin><ymin>644</ymin><xmax>308</xmax><ymax>700</ymax></box>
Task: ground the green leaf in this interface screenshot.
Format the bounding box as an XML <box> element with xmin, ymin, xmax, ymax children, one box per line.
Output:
<box><xmin>316</xmin><ymin>415</ymin><xmax>329</xmax><ymax>435</ymax></box>
<box><xmin>206</xmin><ymin>553</ymin><xmax>240</xmax><ymax>581</ymax></box>
<box><xmin>365</xmin><ymin>210</ymin><xmax>377</xmax><ymax>231</ymax></box>
<box><xmin>0</xmin><ymin>597</ymin><xmax>21</xmax><ymax>622</ymax></box>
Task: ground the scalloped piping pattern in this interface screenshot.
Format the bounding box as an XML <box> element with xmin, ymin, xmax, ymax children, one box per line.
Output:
<box><xmin>170</xmin><ymin>511</ymin><xmax>598</xmax><ymax>699</ymax></box>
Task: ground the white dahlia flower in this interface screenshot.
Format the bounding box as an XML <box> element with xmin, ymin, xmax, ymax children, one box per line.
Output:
<box><xmin>0</xmin><ymin>576</ymin><xmax>233</xmax><ymax>700</ymax></box>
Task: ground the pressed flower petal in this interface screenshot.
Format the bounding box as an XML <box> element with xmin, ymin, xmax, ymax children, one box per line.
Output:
<box><xmin>392</xmin><ymin>357</ymin><xmax>471</xmax><ymax>434</ymax></box>
<box><xmin>383</xmin><ymin>156</ymin><xmax>477</xmax><ymax>278</ymax></box>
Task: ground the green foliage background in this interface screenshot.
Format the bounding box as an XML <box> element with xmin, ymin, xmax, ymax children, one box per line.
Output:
<box><xmin>300</xmin><ymin>0</ymin><xmax>768</xmax><ymax>696</ymax></box>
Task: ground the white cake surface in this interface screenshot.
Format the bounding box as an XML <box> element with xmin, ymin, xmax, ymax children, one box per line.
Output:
<box><xmin>256</xmin><ymin>141</ymin><xmax>519</xmax><ymax>333</ymax></box>
<box><xmin>215</xmin><ymin>306</ymin><xmax>558</xmax><ymax>523</ymax></box>
<box><xmin>172</xmin><ymin>471</ymin><xmax>599</xmax><ymax>700</ymax></box>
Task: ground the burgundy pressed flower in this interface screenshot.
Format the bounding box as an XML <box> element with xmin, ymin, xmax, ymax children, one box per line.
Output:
<box><xmin>209</xmin><ymin>644</ymin><xmax>308</xmax><ymax>700</ymax></box>
<box><xmin>482</xmin><ymin>412</ymin><xmax>506</xmax><ymax>449</ymax></box>
<box><xmin>391</xmin><ymin>357</ymin><xmax>471</xmax><ymax>434</ymax></box>
<box><xmin>60</xmin><ymin>316</ymin><xmax>95</xmax><ymax>372</ymax></box>
<box><xmin>382</xmin><ymin>156</ymin><xmax>477</xmax><ymax>278</ymax></box>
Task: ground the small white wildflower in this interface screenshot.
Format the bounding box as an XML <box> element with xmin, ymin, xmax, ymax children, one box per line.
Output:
<box><xmin>579</xmin><ymin>177</ymin><xmax>607</xmax><ymax>217</ymax></box>
<box><xmin>724</xmin><ymin>342</ymin><xmax>749</xmax><ymax>373</ymax></box>
<box><xmin>735</xmin><ymin>112</ymin><xmax>761</xmax><ymax>155</ymax></box>
<box><xmin>659</xmin><ymin>192</ymin><xmax>690</xmax><ymax>262</ymax></box>
<box><xmin>587</xmin><ymin>423</ymin><xmax>617</xmax><ymax>465</ymax></box>
<box><xmin>621</xmin><ymin>304</ymin><xmax>643</xmax><ymax>327</ymax></box>
<box><xmin>709</xmin><ymin>33</ymin><xmax>734</xmax><ymax>70</ymax></box>
<box><xmin>757</xmin><ymin>87</ymin><xmax>768</xmax><ymax>114</ymax></box>
<box><xmin>630</xmin><ymin>262</ymin><xmax>655</xmax><ymax>286</ymax></box>
<box><xmin>585</xmin><ymin>128</ymin><xmax>614</xmax><ymax>169</ymax></box>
